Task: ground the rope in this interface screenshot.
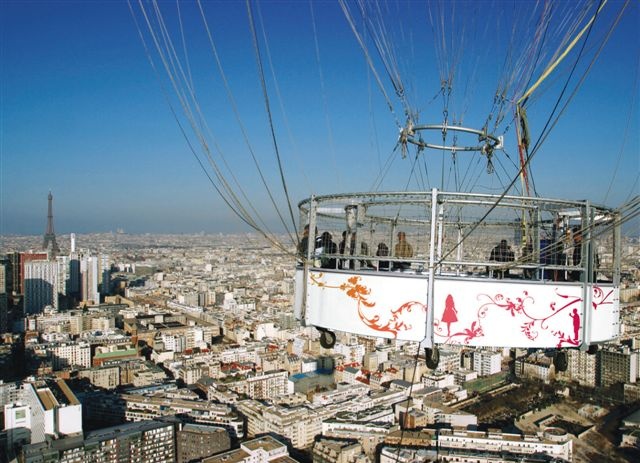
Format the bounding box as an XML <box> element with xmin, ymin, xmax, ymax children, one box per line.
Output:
<box><xmin>308</xmin><ymin>0</ymin><xmax>341</xmax><ymax>189</ymax></box>
<box><xmin>338</xmin><ymin>0</ymin><xmax>401</xmax><ymax>127</ymax></box>
<box><xmin>518</xmin><ymin>0</ymin><xmax>609</xmax><ymax>106</ymax></box>
<box><xmin>254</xmin><ymin>1</ymin><xmax>313</xmax><ymax>197</ymax></box>
<box><xmin>526</xmin><ymin>0</ymin><xmax>628</xmax><ymax>163</ymax></box>
<box><xmin>604</xmin><ymin>52</ymin><xmax>639</xmax><ymax>204</ymax></box>
<box><xmin>143</xmin><ymin>0</ymin><xmax>284</xmax><ymax>244</ymax></box>
<box><xmin>196</xmin><ymin>0</ymin><xmax>295</xmax><ymax>243</ymax></box>
<box><xmin>132</xmin><ymin>0</ymin><xmax>300</xmax><ymax>256</ymax></box>
<box><xmin>245</xmin><ymin>0</ymin><xmax>298</xmax><ymax>245</ymax></box>
<box><xmin>129</xmin><ymin>1</ymin><xmax>276</xmax><ymax>244</ymax></box>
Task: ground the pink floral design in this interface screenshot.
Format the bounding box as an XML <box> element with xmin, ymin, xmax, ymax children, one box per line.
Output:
<box><xmin>521</xmin><ymin>321</ymin><xmax>538</xmax><ymax>340</ymax></box>
<box><xmin>478</xmin><ymin>291</ymin><xmax>533</xmax><ymax>317</ymax></box>
<box><xmin>435</xmin><ymin>319</ymin><xmax>483</xmax><ymax>344</ymax></box>
<box><xmin>436</xmin><ymin>286</ymin><xmax>610</xmax><ymax>346</ymax></box>
<box><xmin>552</xmin><ymin>331</ymin><xmax>580</xmax><ymax>348</ymax></box>
<box><xmin>592</xmin><ymin>286</ymin><xmax>614</xmax><ymax>310</ymax></box>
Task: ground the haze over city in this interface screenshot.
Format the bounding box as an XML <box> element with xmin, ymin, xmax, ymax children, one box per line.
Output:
<box><xmin>1</xmin><ymin>0</ymin><xmax>638</xmax><ymax>235</ymax></box>
<box><xmin>1</xmin><ymin>3</ymin><xmax>640</xmax><ymax>462</ymax></box>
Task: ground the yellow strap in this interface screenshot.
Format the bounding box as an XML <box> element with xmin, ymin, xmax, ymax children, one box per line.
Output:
<box><xmin>517</xmin><ymin>0</ymin><xmax>608</xmax><ymax>105</ymax></box>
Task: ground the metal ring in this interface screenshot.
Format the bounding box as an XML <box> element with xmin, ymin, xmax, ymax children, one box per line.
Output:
<box><xmin>400</xmin><ymin>123</ymin><xmax>503</xmax><ymax>153</ymax></box>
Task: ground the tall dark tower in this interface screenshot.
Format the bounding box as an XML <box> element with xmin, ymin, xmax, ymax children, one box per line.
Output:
<box><xmin>43</xmin><ymin>192</ymin><xmax>60</xmax><ymax>256</ymax></box>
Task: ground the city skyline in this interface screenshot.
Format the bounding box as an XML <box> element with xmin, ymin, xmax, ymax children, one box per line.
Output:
<box><xmin>2</xmin><ymin>227</ymin><xmax>639</xmax><ymax>462</ymax></box>
<box><xmin>2</xmin><ymin>1</ymin><xmax>638</xmax><ymax>235</ymax></box>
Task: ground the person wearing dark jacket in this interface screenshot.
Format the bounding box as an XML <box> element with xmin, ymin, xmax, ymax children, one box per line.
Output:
<box><xmin>489</xmin><ymin>239</ymin><xmax>515</xmax><ymax>278</ymax></box>
<box><xmin>317</xmin><ymin>232</ymin><xmax>338</xmax><ymax>269</ymax></box>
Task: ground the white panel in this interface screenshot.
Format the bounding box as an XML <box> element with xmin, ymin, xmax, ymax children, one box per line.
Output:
<box><xmin>298</xmin><ymin>269</ymin><xmax>619</xmax><ymax>348</ymax></box>
<box><xmin>432</xmin><ymin>278</ymin><xmax>619</xmax><ymax>348</ymax></box>
<box><xmin>590</xmin><ymin>286</ymin><xmax>619</xmax><ymax>343</ymax></box>
<box><xmin>304</xmin><ymin>270</ymin><xmax>430</xmax><ymax>341</ymax></box>
<box><xmin>294</xmin><ymin>269</ymin><xmax>304</xmax><ymax>320</ymax></box>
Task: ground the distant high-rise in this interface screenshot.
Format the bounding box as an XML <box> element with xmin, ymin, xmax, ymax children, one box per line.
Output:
<box><xmin>6</xmin><ymin>253</ymin><xmax>20</xmax><ymax>295</ymax></box>
<box><xmin>100</xmin><ymin>254</ymin><xmax>111</xmax><ymax>297</ymax></box>
<box><xmin>18</xmin><ymin>252</ymin><xmax>48</xmax><ymax>295</ymax></box>
<box><xmin>68</xmin><ymin>234</ymin><xmax>81</xmax><ymax>300</ymax></box>
<box><xmin>43</xmin><ymin>192</ymin><xmax>60</xmax><ymax>256</ymax></box>
<box><xmin>80</xmin><ymin>256</ymin><xmax>100</xmax><ymax>305</ymax></box>
<box><xmin>0</xmin><ymin>262</ymin><xmax>6</xmax><ymax>293</ymax></box>
<box><xmin>598</xmin><ymin>346</ymin><xmax>638</xmax><ymax>388</ymax></box>
<box><xmin>0</xmin><ymin>264</ymin><xmax>7</xmax><ymax>332</ymax></box>
<box><xmin>24</xmin><ymin>260</ymin><xmax>59</xmax><ymax>314</ymax></box>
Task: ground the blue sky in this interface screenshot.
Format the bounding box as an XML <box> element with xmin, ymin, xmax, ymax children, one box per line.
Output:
<box><xmin>1</xmin><ymin>0</ymin><xmax>638</xmax><ymax>236</ymax></box>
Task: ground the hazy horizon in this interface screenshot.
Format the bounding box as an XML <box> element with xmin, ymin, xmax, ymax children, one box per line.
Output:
<box><xmin>2</xmin><ymin>1</ymin><xmax>638</xmax><ymax>236</ymax></box>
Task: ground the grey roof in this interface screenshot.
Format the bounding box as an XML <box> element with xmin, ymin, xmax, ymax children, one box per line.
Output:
<box><xmin>84</xmin><ymin>419</ymin><xmax>173</xmax><ymax>444</ymax></box>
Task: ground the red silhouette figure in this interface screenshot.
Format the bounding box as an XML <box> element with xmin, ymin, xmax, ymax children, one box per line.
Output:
<box><xmin>570</xmin><ymin>308</ymin><xmax>580</xmax><ymax>342</ymax></box>
<box><xmin>441</xmin><ymin>294</ymin><xmax>458</xmax><ymax>336</ymax></box>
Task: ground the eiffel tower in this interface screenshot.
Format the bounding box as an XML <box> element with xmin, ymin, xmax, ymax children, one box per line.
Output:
<box><xmin>43</xmin><ymin>191</ymin><xmax>60</xmax><ymax>256</ymax></box>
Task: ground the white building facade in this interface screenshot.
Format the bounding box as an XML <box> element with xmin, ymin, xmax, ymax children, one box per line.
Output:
<box><xmin>24</xmin><ymin>260</ymin><xmax>59</xmax><ymax>314</ymax></box>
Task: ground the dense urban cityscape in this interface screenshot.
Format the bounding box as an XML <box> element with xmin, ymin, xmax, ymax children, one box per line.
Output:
<box><xmin>3</xmin><ymin>0</ymin><xmax>638</xmax><ymax>461</ymax></box>
<box><xmin>0</xmin><ymin>194</ymin><xmax>639</xmax><ymax>463</ymax></box>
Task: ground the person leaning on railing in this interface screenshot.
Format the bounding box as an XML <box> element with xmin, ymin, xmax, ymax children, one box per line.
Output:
<box><xmin>393</xmin><ymin>231</ymin><xmax>413</xmax><ymax>270</ymax></box>
<box><xmin>489</xmin><ymin>239</ymin><xmax>515</xmax><ymax>278</ymax></box>
<box><xmin>376</xmin><ymin>242</ymin><xmax>390</xmax><ymax>271</ymax></box>
<box><xmin>316</xmin><ymin>231</ymin><xmax>337</xmax><ymax>269</ymax></box>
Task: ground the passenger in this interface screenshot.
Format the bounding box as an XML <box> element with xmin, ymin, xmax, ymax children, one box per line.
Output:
<box><xmin>376</xmin><ymin>242</ymin><xmax>390</xmax><ymax>271</ymax></box>
<box><xmin>298</xmin><ymin>225</ymin><xmax>310</xmax><ymax>257</ymax></box>
<box><xmin>360</xmin><ymin>240</ymin><xmax>373</xmax><ymax>268</ymax></box>
<box><xmin>393</xmin><ymin>231</ymin><xmax>413</xmax><ymax>270</ymax></box>
<box><xmin>317</xmin><ymin>231</ymin><xmax>338</xmax><ymax>269</ymax></box>
<box><xmin>489</xmin><ymin>239</ymin><xmax>515</xmax><ymax>278</ymax></box>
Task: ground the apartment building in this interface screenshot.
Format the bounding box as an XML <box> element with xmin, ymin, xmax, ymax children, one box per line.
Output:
<box><xmin>312</xmin><ymin>437</ymin><xmax>368</xmax><ymax>463</ymax></box>
<box><xmin>176</xmin><ymin>423</ymin><xmax>231</xmax><ymax>463</ymax></box>
<box><xmin>598</xmin><ymin>345</ymin><xmax>638</xmax><ymax>387</ymax></box>
<box><xmin>47</xmin><ymin>341</ymin><xmax>91</xmax><ymax>370</ymax></box>
<box><xmin>22</xmin><ymin>419</ymin><xmax>175</xmax><ymax>463</ymax></box>
<box><xmin>224</xmin><ymin>369</ymin><xmax>290</xmax><ymax>400</ymax></box>
<box><xmin>473</xmin><ymin>350</ymin><xmax>502</xmax><ymax>376</ymax></box>
<box><xmin>4</xmin><ymin>379</ymin><xmax>82</xmax><ymax>448</ymax></box>
<box><xmin>123</xmin><ymin>393</ymin><xmax>244</xmax><ymax>438</ymax></box>
<box><xmin>565</xmin><ymin>348</ymin><xmax>597</xmax><ymax>387</ymax></box>
<box><xmin>202</xmin><ymin>435</ymin><xmax>297</xmax><ymax>463</ymax></box>
<box><xmin>236</xmin><ymin>399</ymin><xmax>323</xmax><ymax>449</ymax></box>
<box><xmin>437</xmin><ymin>428</ymin><xmax>572</xmax><ymax>462</ymax></box>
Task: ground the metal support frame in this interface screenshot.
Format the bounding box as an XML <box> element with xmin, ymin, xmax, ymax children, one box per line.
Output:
<box><xmin>425</xmin><ymin>188</ymin><xmax>439</xmax><ymax>348</ymax></box>
<box><xmin>436</xmin><ymin>202</ymin><xmax>444</xmax><ymax>274</ymax></box>
<box><xmin>301</xmin><ymin>196</ymin><xmax>318</xmax><ymax>324</ymax></box>
<box><xmin>297</xmin><ymin>189</ymin><xmax>621</xmax><ymax>348</ymax></box>
<box><xmin>580</xmin><ymin>202</ymin><xmax>593</xmax><ymax>350</ymax></box>
<box><xmin>401</xmin><ymin>123</ymin><xmax>504</xmax><ymax>153</ymax></box>
<box><xmin>299</xmin><ymin>190</ymin><xmax>618</xmax><ymax>279</ymax></box>
<box><xmin>613</xmin><ymin>211</ymin><xmax>621</xmax><ymax>286</ymax></box>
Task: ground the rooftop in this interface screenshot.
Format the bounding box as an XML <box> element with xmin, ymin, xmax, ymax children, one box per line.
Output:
<box><xmin>202</xmin><ymin>448</ymin><xmax>250</xmax><ymax>463</ymax></box>
<box><xmin>182</xmin><ymin>423</ymin><xmax>227</xmax><ymax>434</ymax></box>
<box><xmin>270</xmin><ymin>456</ymin><xmax>299</xmax><ymax>463</ymax></box>
<box><xmin>94</xmin><ymin>347</ymin><xmax>137</xmax><ymax>359</ymax></box>
<box><xmin>84</xmin><ymin>419</ymin><xmax>173</xmax><ymax>444</ymax></box>
<box><xmin>34</xmin><ymin>379</ymin><xmax>80</xmax><ymax>410</ymax></box>
<box><xmin>623</xmin><ymin>408</ymin><xmax>640</xmax><ymax>426</ymax></box>
<box><xmin>242</xmin><ymin>435</ymin><xmax>286</xmax><ymax>453</ymax></box>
